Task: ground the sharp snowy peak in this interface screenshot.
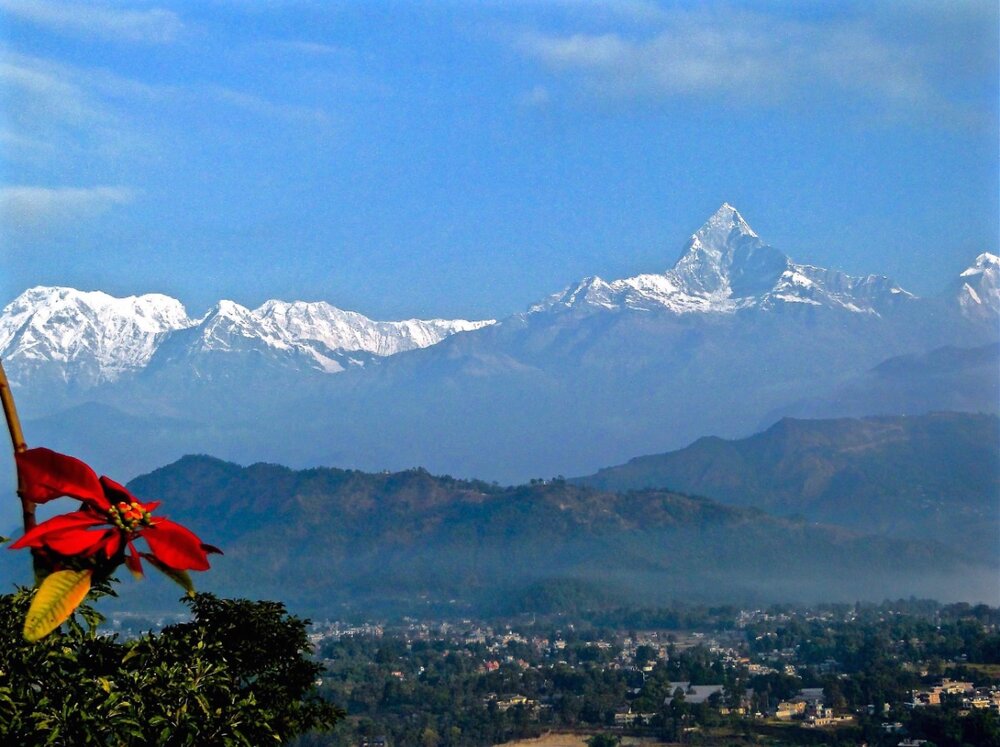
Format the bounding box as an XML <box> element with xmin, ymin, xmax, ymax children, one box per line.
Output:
<box><xmin>954</xmin><ymin>252</ymin><xmax>999</xmax><ymax>322</ymax></box>
<box><xmin>671</xmin><ymin>202</ymin><xmax>789</xmax><ymax>297</ymax></box>
<box><xmin>0</xmin><ymin>287</ymin><xmax>193</xmax><ymax>386</ymax></box>
<box><xmin>532</xmin><ymin>203</ymin><xmax>913</xmax><ymax>316</ymax></box>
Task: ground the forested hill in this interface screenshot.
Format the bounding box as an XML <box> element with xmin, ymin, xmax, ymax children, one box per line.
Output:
<box><xmin>118</xmin><ymin>455</ymin><xmax>995</xmax><ymax>615</ymax></box>
<box><xmin>575</xmin><ymin>412</ymin><xmax>999</xmax><ymax>560</ymax></box>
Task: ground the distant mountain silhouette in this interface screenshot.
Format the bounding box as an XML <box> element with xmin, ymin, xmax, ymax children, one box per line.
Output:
<box><xmin>765</xmin><ymin>344</ymin><xmax>999</xmax><ymax>423</ymax></box>
<box><xmin>48</xmin><ymin>454</ymin><xmax>988</xmax><ymax>615</ymax></box>
<box><xmin>576</xmin><ymin>412</ymin><xmax>999</xmax><ymax>561</ymax></box>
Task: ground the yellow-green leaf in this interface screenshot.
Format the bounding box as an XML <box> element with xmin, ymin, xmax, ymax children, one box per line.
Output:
<box><xmin>120</xmin><ymin>646</ymin><xmax>141</xmax><ymax>664</ymax></box>
<box><xmin>141</xmin><ymin>553</ymin><xmax>195</xmax><ymax>597</ymax></box>
<box><xmin>23</xmin><ymin>569</ymin><xmax>93</xmax><ymax>642</ymax></box>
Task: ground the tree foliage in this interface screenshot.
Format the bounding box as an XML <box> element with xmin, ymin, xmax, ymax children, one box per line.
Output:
<box><xmin>0</xmin><ymin>582</ymin><xmax>343</xmax><ymax>745</ymax></box>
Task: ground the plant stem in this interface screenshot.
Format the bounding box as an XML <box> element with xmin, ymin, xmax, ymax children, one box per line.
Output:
<box><xmin>0</xmin><ymin>360</ymin><xmax>34</xmax><ymax>533</ymax></box>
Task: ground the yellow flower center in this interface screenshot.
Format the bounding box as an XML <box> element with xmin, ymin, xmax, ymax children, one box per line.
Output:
<box><xmin>108</xmin><ymin>501</ymin><xmax>152</xmax><ymax>531</ymax></box>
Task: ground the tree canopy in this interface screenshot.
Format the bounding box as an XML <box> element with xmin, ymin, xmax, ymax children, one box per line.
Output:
<box><xmin>0</xmin><ymin>582</ymin><xmax>343</xmax><ymax>745</ymax></box>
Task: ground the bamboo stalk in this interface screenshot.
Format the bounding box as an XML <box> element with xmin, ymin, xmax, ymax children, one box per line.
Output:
<box><xmin>0</xmin><ymin>359</ymin><xmax>35</xmax><ymax>533</ymax></box>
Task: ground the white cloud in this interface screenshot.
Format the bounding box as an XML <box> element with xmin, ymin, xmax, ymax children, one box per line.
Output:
<box><xmin>0</xmin><ymin>51</ymin><xmax>144</xmax><ymax>168</ymax></box>
<box><xmin>0</xmin><ymin>186</ymin><xmax>135</xmax><ymax>228</ymax></box>
<box><xmin>207</xmin><ymin>86</ymin><xmax>331</xmax><ymax>126</ymax></box>
<box><xmin>0</xmin><ymin>48</ymin><xmax>330</xmax><ymax>172</ymax></box>
<box><xmin>0</xmin><ymin>56</ymin><xmax>101</xmax><ymax>123</ymax></box>
<box><xmin>519</xmin><ymin>84</ymin><xmax>551</xmax><ymax>108</ymax></box>
<box><xmin>481</xmin><ymin>0</ymin><xmax>668</xmax><ymax>25</ymax></box>
<box><xmin>265</xmin><ymin>39</ymin><xmax>352</xmax><ymax>57</ymax></box>
<box><xmin>515</xmin><ymin>8</ymin><xmax>974</xmax><ymax>115</ymax></box>
<box><xmin>0</xmin><ymin>0</ymin><xmax>182</xmax><ymax>44</ymax></box>
<box><xmin>0</xmin><ymin>129</ymin><xmax>54</xmax><ymax>155</ymax></box>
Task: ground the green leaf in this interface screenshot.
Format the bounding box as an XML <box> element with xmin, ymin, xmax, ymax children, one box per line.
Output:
<box><xmin>141</xmin><ymin>553</ymin><xmax>196</xmax><ymax>597</ymax></box>
<box><xmin>121</xmin><ymin>646</ymin><xmax>142</xmax><ymax>664</ymax></box>
<box><xmin>23</xmin><ymin>569</ymin><xmax>93</xmax><ymax>642</ymax></box>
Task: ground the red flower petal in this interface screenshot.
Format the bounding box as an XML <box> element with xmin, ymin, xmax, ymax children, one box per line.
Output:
<box><xmin>124</xmin><ymin>542</ymin><xmax>143</xmax><ymax>578</ymax></box>
<box><xmin>43</xmin><ymin>526</ymin><xmax>109</xmax><ymax>556</ymax></box>
<box><xmin>99</xmin><ymin>476</ymin><xmax>134</xmax><ymax>504</ymax></box>
<box><xmin>9</xmin><ymin>510</ymin><xmax>105</xmax><ymax>550</ymax></box>
<box><xmin>143</xmin><ymin>519</ymin><xmax>211</xmax><ymax>571</ymax></box>
<box><xmin>99</xmin><ymin>530</ymin><xmax>123</xmax><ymax>559</ymax></box>
<box><xmin>15</xmin><ymin>448</ymin><xmax>107</xmax><ymax>509</ymax></box>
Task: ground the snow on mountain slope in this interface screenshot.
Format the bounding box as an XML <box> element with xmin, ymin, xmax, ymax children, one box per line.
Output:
<box><xmin>0</xmin><ymin>288</ymin><xmax>495</xmax><ymax>384</ymax></box>
<box><xmin>532</xmin><ymin>203</ymin><xmax>913</xmax><ymax>316</ymax></box>
<box><xmin>762</xmin><ymin>264</ymin><xmax>911</xmax><ymax>312</ymax></box>
<box><xmin>175</xmin><ymin>299</ymin><xmax>494</xmax><ymax>374</ymax></box>
<box><xmin>954</xmin><ymin>252</ymin><xmax>999</xmax><ymax>322</ymax></box>
<box><xmin>0</xmin><ymin>287</ymin><xmax>194</xmax><ymax>385</ymax></box>
<box><xmin>254</xmin><ymin>300</ymin><xmax>493</xmax><ymax>358</ymax></box>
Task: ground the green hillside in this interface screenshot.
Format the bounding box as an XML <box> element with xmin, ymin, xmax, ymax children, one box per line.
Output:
<box><xmin>576</xmin><ymin>412</ymin><xmax>999</xmax><ymax>560</ymax></box>
<box><xmin>113</xmin><ymin>455</ymin><xmax>993</xmax><ymax>616</ymax></box>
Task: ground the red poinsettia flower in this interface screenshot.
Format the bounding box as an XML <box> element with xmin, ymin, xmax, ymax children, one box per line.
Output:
<box><xmin>10</xmin><ymin>447</ymin><xmax>218</xmax><ymax>576</ymax></box>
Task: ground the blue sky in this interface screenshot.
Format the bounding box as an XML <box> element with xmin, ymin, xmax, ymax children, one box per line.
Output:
<box><xmin>1</xmin><ymin>0</ymin><xmax>997</xmax><ymax>320</ymax></box>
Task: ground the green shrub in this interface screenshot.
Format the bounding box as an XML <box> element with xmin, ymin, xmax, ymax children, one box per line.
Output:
<box><xmin>0</xmin><ymin>582</ymin><xmax>343</xmax><ymax>745</ymax></box>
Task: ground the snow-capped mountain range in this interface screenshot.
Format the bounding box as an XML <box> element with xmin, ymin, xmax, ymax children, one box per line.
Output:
<box><xmin>0</xmin><ymin>288</ymin><xmax>191</xmax><ymax>386</ymax></box>
<box><xmin>0</xmin><ymin>204</ymin><xmax>995</xmax><ymax>390</ymax></box>
<box><xmin>0</xmin><ymin>290</ymin><xmax>492</xmax><ymax>386</ymax></box>
<box><xmin>532</xmin><ymin>204</ymin><xmax>918</xmax><ymax>315</ymax></box>
<box><xmin>150</xmin><ymin>299</ymin><xmax>494</xmax><ymax>376</ymax></box>
<box><xmin>0</xmin><ymin>203</ymin><xmax>995</xmax><ymax>496</ymax></box>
